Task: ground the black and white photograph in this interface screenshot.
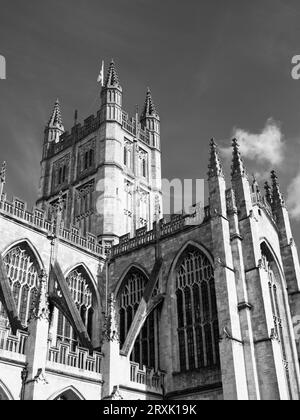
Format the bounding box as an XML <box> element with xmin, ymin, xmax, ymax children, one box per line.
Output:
<box><xmin>0</xmin><ymin>0</ymin><xmax>300</xmax><ymax>404</ymax></box>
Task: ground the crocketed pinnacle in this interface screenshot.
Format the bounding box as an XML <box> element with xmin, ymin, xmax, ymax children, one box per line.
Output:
<box><xmin>141</xmin><ymin>88</ymin><xmax>158</xmax><ymax>118</ymax></box>
<box><xmin>208</xmin><ymin>138</ymin><xmax>224</xmax><ymax>179</ymax></box>
<box><xmin>48</xmin><ymin>99</ymin><xmax>64</xmax><ymax>131</ymax></box>
<box><xmin>264</xmin><ymin>181</ymin><xmax>272</xmax><ymax>205</ymax></box>
<box><xmin>103</xmin><ymin>294</ymin><xmax>119</xmax><ymax>342</ymax></box>
<box><xmin>271</xmin><ymin>170</ymin><xmax>285</xmax><ymax>207</ymax></box>
<box><xmin>231</xmin><ymin>138</ymin><xmax>246</xmax><ymax>178</ymax></box>
<box><xmin>104</xmin><ymin>59</ymin><xmax>120</xmax><ymax>88</ymax></box>
<box><xmin>0</xmin><ymin>161</ymin><xmax>6</xmax><ymax>184</ymax></box>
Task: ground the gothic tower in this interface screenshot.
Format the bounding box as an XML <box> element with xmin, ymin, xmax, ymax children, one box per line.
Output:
<box><xmin>37</xmin><ymin>61</ymin><xmax>163</xmax><ymax>247</ymax></box>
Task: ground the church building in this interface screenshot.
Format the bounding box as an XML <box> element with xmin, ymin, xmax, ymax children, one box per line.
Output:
<box><xmin>0</xmin><ymin>61</ymin><xmax>300</xmax><ymax>400</ymax></box>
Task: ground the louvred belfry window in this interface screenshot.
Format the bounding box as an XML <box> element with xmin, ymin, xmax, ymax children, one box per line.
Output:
<box><xmin>175</xmin><ymin>247</ymin><xmax>220</xmax><ymax>372</ymax></box>
<box><xmin>119</xmin><ymin>268</ymin><xmax>159</xmax><ymax>370</ymax></box>
<box><xmin>0</xmin><ymin>245</ymin><xmax>39</xmax><ymax>328</ymax></box>
<box><xmin>57</xmin><ymin>268</ymin><xmax>94</xmax><ymax>349</ymax></box>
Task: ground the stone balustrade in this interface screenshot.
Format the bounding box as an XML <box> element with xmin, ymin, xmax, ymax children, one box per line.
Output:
<box><xmin>0</xmin><ymin>327</ymin><xmax>28</xmax><ymax>355</ymax></box>
<box><xmin>129</xmin><ymin>362</ymin><xmax>165</xmax><ymax>393</ymax></box>
<box><xmin>111</xmin><ymin>205</ymin><xmax>210</xmax><ymax>259</ymax></box>
<box><xmin>0</xmin><ymin>198</ymin><xmax>108</xmax><ymax>258</ymax></box>
<box><xmin>47</xmin><ymin>342</ymin><xmax>102</xmax><ymax>374</ymax></box>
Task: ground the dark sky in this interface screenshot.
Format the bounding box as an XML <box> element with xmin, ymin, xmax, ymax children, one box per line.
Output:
<box><xmin>1</xmin><ymin>0</ymin><xmax>300</xmax><ymax>242</ymax></box>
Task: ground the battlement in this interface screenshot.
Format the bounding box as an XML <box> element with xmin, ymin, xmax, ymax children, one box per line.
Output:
<box><xmin>45</xmin><ymin>108</ymin><xmax>153</xmax><ymax>160</ymax></box>
<box><xmin>0</xmin><ymin>196</ymin><xmax>109</xmax><ymax>258</ymax></box>
<box><xmin>110</xmin><ymin>204</ymin><xmax>210</xmax><ymax>259</ymax></box>
<box><xmin>121</xmin><ymin>111</ymin><xmax>150</xmax><ymax>146</ymax></box>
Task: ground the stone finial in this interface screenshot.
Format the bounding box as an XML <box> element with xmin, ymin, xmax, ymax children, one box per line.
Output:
<box><xmin>47</xmin><ymin>98</ymin><xmax>64</xmax><ymax>130</ymax></box>
<box><xmin>104</xmin><ymin>59</ymin><xmax>120</xmax><ymax>88</ymax></box>
<box><xmin>0</xmin><ymin>161</ymin><xmax>6</xmax><ymax>184</ymax></box>
<box><xmin>271</xmin><ymin>170</ymin><xmax>285</xmax><ymax>207</ymax></box>
<box><xmin>264</xmin><ymin>181</ymin><xmax>272</xmax><ymax>205</ymax></box>
<box><xmin>141</xmin><ymin>87</ymin><xmax>158</xmax><ymax>118</ymax></box>
<box><xmin>231</xmin><ymin>138</ymin><xmax>246</xmax><ymax>179</ymax></box>
<box><xmin>74</xmin><ymin>109</ymin><xmax>78</xmax><ymax>125</ymax></box>
<box><xmin>102</xmin><ymin>293</ymin><xmax>119</xmax><ymax>343</ymax></box>
<box><xmin>208</xmin><ymin>138</ymin><xmax>224</xmax><ymax>179</ymax></box>
<box><xmin>30</xmin><ymin>270</ymin><xmax>49</xmax><ymax>322</ymax></box>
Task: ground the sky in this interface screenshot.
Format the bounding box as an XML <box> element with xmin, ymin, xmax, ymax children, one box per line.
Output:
<box><xmin>1</xmin><ymin>0</ymin><xmax>300</xmax><ymax>242</ymax></box>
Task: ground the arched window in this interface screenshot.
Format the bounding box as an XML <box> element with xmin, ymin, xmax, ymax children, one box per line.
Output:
<box><xmin>124</xmin><ymin>147</ymin><xmax>127</xmax><ymax>166</ymax></box>
<box><xmin>175</xmin><ymin>247</ymin><xmax>219</xmax><ymax>372</ymax></box>
<box><xmin>260</xmin><ymin>243</ymin><xmax>291</xmax><ymax>394</ymax></box>
<box><xmin>119</xmin><ymin>268</ymin><xmax>159</xmax><ymax>370</ymax></box>
<box><xmin>56</xmin><ymin>268</ymin><xmax>94</xmax><ymax>350</ymax></box>
<box><xmin>89</xmin><ymin>149</ymin><xmax>94</xmax><ymax>167</ymax></box>
<box><xmin>58</xmin><ymin>167</ymin><xmax>63</xmax><ymax>185</ymax></box>
<box><xmin>0</xmin><ymin>244</ymin><xmax>39</xmax><ymax>328</ymax></box>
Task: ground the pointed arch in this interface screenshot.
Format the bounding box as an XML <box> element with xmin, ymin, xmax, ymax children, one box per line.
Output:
<box><xmin>116</xmin><ymin>265</ymin><xmax>160</xmax><ymax>369</ymax></box>
<box><xmin>259</xmin><ymin>237</ymin><xmax>285</xmax><ymax>286</ymax></box>
<box><xmin>115</xmin><ymin>263</ymin><xmax>150</xmax><ymax>298</ymax></box>
<box><xmin>48</xmin><ymin>386</ymin><xmax>85</xmax><ymax>401</ymax></box>
<box><xmin>0</xmin><ymin>379</ymin><xmax>14</xmax><ymax>400</ymax></box>
<box><xmin>168</xmin><ymin>240</ymin><xmax>220</xmax><ymax>372</ymax></box>
<box><xmin>1</xmin><ymin>238</ymin><xmax>45</xmax><ymax>271</ymax></box>
<box><xmin>0</xmin><ymin>239</ymin><xmax>43</xmax><ymax>328</ymax></box>
<box><xmin>63</xmin><ymin>262</ymin><xmax>100</xmax><ymax>306</ymax></box>
<box><xmin>168</xmin><ymin>240</ymin><xmax>214</xmax><ymax>293</ymax></box>
<box><xmin>51</xmin><ymin>262</ymin><xmax>100</xmax><ymax>350</ymax></box>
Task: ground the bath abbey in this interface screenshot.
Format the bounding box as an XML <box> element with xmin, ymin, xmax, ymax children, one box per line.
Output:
<box><xmin>0</xmin><ymin>60</ymin><xmax>300</xmax><ymax>400</ymax></box>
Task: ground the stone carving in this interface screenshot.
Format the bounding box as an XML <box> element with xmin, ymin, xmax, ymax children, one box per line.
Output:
<box><xmin>102</xmin><ymin>294</ymin><xmax>119</xmax><ymax>343</ymax></box>
<box><xmin>30</xmin><ymin>270</ymin><xmax>50</xmax><ymax>321</ymax></box>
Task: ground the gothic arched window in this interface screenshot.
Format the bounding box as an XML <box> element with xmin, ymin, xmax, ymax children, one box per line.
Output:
<box><xmin>175</xmin><ymin>247</ymin><xmax>219</xmax><ymax>372</ymax></box>
<box><xmin>119</xmin><ymin>268</ymin><xmax>159</xmax><ymax>370</ymax></box>
<box><xmin>56</xmin><ymin>268</ymin><xmax>94</xmax><ymax>349</ymax></box>
<box><xmin>0</xmin><ymin>244</ymin><xmax>39</xmax><ymax>328</ymax></box>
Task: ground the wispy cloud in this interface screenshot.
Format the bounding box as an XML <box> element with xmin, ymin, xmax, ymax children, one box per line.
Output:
<box><xmin>287</xmin><ymin>170</ymin><xmax>300</xmax><ymax>220</ymax></box>
<box><xmin>220</xmin><ymin>118</ymin><xmax>285</xmax><ymax>169</ymax></box>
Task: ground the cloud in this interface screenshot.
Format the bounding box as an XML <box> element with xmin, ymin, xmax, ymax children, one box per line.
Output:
<box><xmin>220</xmin><ymin>118</ymin><xmax>285</xmax><ymax>168</ymax></box>
<box><xmin>287</xmin><ymin>171</ymin><xmax>300</xmax><ymax>220</ymax></box>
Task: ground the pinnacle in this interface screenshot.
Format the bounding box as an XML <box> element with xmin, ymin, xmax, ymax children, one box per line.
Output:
<box><xmin>271</xmin><ymin>170</ymin><xmax>285</xmax><ymax>207</ymax></box>
<box><xmin>141</xmin><ymin>87</ymin><xmax>158</xmax><ymax>118</ymax></box>
<box><xmin>231</xmin><ymin>138</ymin><xmax>246</xmax><ymax>178</ymax></box>
<box><xmin>208</xmin><ymin>138</ymin><xmax>224</xmax><ymax>179</ymax></box>
<box><xmin>104</xmin><ymin>59</ymin><xmax>120</xmax><ymax>87</ymax></box>
<box><xmin>48</xmin><ymin>99</ymin><xmax>64</xmax><ymax>130</ymax></box>
<box><xmin>264</xmin><ymin>181</ymin><xmax>272</xmax><ymax>205</ymax></box>
<box><xmin>0</xmin><ymin>161</ymin><xmax>6</xmax><ymax>184</ymax></box>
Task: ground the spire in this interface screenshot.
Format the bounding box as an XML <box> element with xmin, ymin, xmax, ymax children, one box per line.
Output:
<box><xmin>271</xmin><ymin>170</ymin><xmax>285</xmax><ymax>207</ymax></box>
<box><xmin>141</xmin><ymin>87</ymin><xmax>158</xmax><ymax>118</ymax></box>
<box><xmin>264</xmin><ymin>181</ymin><xmax>272</xmax><ymax>205</ymax></box>
<box><xmin>0</xmin><ymin>161</ymin><xmax>6</xmax><ymax>199</ymax></box>
<box><xmin>0</xmin><ymin>161</ymin><xmax>6</xmax><ymax>184</ymax></box>
<box><xmin>47</xmin><ymin>99</ymin><xmax>64</xmax><ymax>131</ymax></box>
<box><xmin>104</xmin><ymin>59</ymin><xmax>120</xmax><ymax>88</ymax></box>
<box><xmin>231</xmin><ymin>138</ymin><xmax>246</xmax><ymax>178</ymax></box>
<box><xmin>208</xmin><ymin>138</ymin><xmax>224</xmax><ymax>179</ymax></box>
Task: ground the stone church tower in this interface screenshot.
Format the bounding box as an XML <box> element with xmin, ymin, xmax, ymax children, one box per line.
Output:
<box><xmin>37</xmin><ymin>60</ymin><xmax>162</xmax><ymax>247</ymax></box>
<box><xmin>0</xmin><ymin>62</ymin><xmax>300</xmax><ymax>400</ymax></box>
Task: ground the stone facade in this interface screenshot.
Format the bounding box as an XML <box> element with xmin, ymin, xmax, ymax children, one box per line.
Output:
<box><xmin>0</xmin><ymin>63</ymin><xmax>300</xmax><ymax>400</ymax></box>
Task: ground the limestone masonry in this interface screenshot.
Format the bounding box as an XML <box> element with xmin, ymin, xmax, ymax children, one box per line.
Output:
<box><xmin>0</xmin><ymin>61</ymin><xmax>300</xmax><ymax>400</ymax></box>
